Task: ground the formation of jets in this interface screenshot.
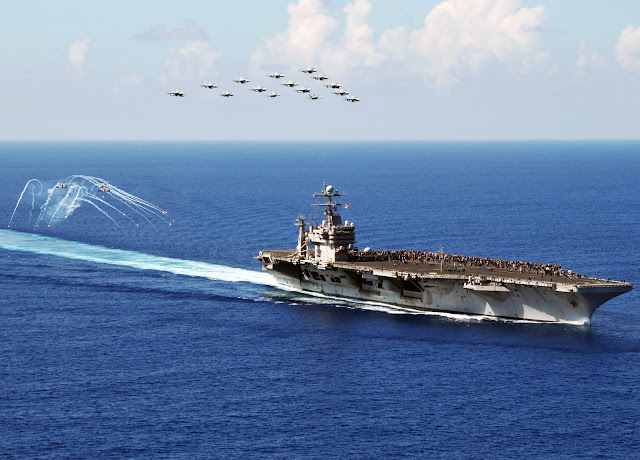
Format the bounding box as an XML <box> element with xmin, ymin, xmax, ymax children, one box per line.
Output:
<box><xmin>165</xmin><ymin>68</ymin><xmax>360</xmax><ymax>102</ymax></box>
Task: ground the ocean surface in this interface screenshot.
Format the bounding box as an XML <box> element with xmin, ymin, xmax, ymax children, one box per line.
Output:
<box><xmin>0</xmin><ymin>141</ymin><xmax>638</xmax><ymax>459</ymax></box>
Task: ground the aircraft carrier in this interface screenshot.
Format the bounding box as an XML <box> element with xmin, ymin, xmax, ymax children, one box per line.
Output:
<box><xmin>257</xmin><ymin>184</ymin><xmax>633</xmax><ymax>324</ymax></box>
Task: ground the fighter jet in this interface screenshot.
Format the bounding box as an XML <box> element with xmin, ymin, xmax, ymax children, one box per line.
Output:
<box><xmin>234</xmin><ymin>77</ymin><xmax>250</xmax><ymax>84</ymax></box>
<box><xmin>166</xmin><ymin>91</ymin><xmax>184</xmax><ymax>97</ymax></box>
<box><xmin>200</xmin><ymin>82</ymin><xmax>218</xmax><ymax>89</ymax></box>
<box><xmin>345</xmin><ymin>96</ymin><xmax>360</xmax><ymax>102</ymax></box>
<box><xmin>98</xmin><ymin>185</ymin><xmax>110</xmax><ymax>193</ymax></box>
<box><xmin>325</xmin><ymin>82</ymin><xmax>341</xmax><ymax>89</ymax></box>
<box><xmin>301</xmin><ymin>66</ymin><xmax>317</xmax><ymax>74</ymax></box>
<box><xmin>296</xmin><ymin>86</ymin><xmax>311</xmax><ymax>93</ymax></box>
<box><xmin>251</xmin><ymin>86</ymin><xmax>267</xmax><ymax>92</ymax></box>
<box><xmin>56</xmin><ymin>183</ymin><xmax>68</xmax><ymax>189</ymax></box>
<box><xmin>220</xmin><ymin>91</ymin><xmax>234</xmax><ymax>97</ymax></box>
<box><xmin>268</xmin><ymin>72</ymin><xmax>285</xmax><ymax>79</ymax></box>
<box><xmin>309</xmin><ymin>94</ymin><xmax>322</xmax><ymax>100</ymax></box>
<box><xmin>267</xmin><ymin>92</ymin><xmax>281</xmax><ymax>98</ymax></box>
<box><xmin>334</xmin><ymin>89</ymin><xmax>350</xmax><ymax>96</ymax></box>
<box><xmin>312</xmin><ymin>74</ymin><xmax>329</xmax><ymax>81</ymax></box>
<box><xmin>282</xmin><ymin>80</ymin><xmax>298</xmax><ymax>87</ymax></box>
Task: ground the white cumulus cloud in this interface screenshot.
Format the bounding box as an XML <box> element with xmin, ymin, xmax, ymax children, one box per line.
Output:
<box><xmin>409</xmin><ymin>0</ymin><xmax>550</xmax><ymax>85</ymax></box>
<box><xmin>68</xmin><ymin>37</ymin><xmax>92</xmax><ymax>74</ymax></box>
<box><xmin>251</xmin><ymin>0</ymin><xmax>551</xmax><ymax>87</ymax></box>
<box><xmin>162</xmin><ymin>41</ymin><xmax>223</xmax><ymax>82</ymax></box>
<box><xmin>616</xmin><ymin>25</ymin><xmax>640</xmax><ymax>73</ymax></box>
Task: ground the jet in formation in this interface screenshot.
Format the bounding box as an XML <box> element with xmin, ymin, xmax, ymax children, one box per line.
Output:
<box><xmin>301</xmin><ymin>66</ymin><xmax>317</xmax><ymax>74</ymax></box>
<box><xmin>252</xmin><ymin>86</ymin><xmax>267</xmax><ymax>93</ymax></box>
<box><xmin>234</xmin><ymin>77</ymin><xmax>250</xmax><ymax>84</ymax></box>
<box><xmin>268</xmin><ymin>72</ymin><xmax>285</xmax><ymax>79</ymax></box>
<box><xmin>167</xmin><ymin>91</ymin><xmax>185</xmax><ymax>97</ymax></box>
<box><xmin>309</xmin><ymin>94</ymin><xmax>322</xmax><ymax>100</ymax></box>
<box><xmin>325</xmin><ymin>82</ymin><xmax>341</xmax><ymax>89</ymax></box>
<box><xmin>56</xmin><ymin>183</ymin><xmax>68</xmax><ymax>189</ymax></box>
<box><xmin>201</xmin><ymin>82</ymin><xmax>218</xmax><ymax>89</ymax></box>
<box><xmin>220</xmin><ymin>91</ymin><xmax>234</xmax><ymax>97</ymax></box>
<box><xmin>268</xmin><ymin>92</ymin><xmax>281</xmax><ymax>98</ymax></box>
<box><xmin>334</xmin><ymin>89</ymin><xmax>349</xmax><ymax>96</ymax></box>
<box><xmin>312</xmin><ymin>74</ymin><xmax>329</xmax><ymax>81</ymax></box>
<box><xmin>345</xmin><ymin>96</ymin><xmax>360</xmax><ymax>102</ymax></box>
<box><xmin>282</xmin><ymin>80</ymin><xmax>298</xmax><ymax>87</ymax></box>
<box><xmin>296</xmin><ymin>86</ymin><xmax>312</xmax><ymax>93</ymax></box>
<box><xmin>98</xmin><ymin>185</ymin><xmax>110</xmax><ymax>193</ymax></box>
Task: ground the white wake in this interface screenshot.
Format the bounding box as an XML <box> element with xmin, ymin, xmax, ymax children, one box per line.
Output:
<box><xmin>0</xmin><ymin>229</ymin><xmax>276</xmax><ymax>286</ymax></box>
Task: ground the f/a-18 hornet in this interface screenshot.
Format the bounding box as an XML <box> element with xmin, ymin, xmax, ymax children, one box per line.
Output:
<box><xmin>268</xmin><ymin>72</ymin><xmax>285</xmax><ymax>79</ymax></box>
<box><xmin>300</xmin><ymin>66</ymin><xmax>317</xmax><ymax>74</ymax></box>
<box><xmin>325</xmin><ymin>82</ymin><xmax>342</xmax><ymax>89</ymax></box>
<box><xmin>282</xmin><ymin>80</ymin><xmax>298</xmax><ymax>87</ymax></box>
<box><xmin>345</xmin><ymin>96</ymin><xmax>360</xmax><ymax>102</ymax></box>
<box><xmin>309</xmin><ymin>94</ymin><xmax>322</xmax><ymax>100</ymax></box>
<box><xmin>234</xmin><ymin>77</ymin><xmax>250</xmax><ymax>84</ymax></box>
<box><xmin>268</xmin><ymin>92</ymin><xmax>281</xmax><ymax>98</ymax></box>
<box><xmin>200</xmin><ymin>82</ymin><xmax>218</xmax><ymax>89</ymax></box>
<box><xmin>312</xmin><ymin>74</ymin><xmax>329</xmax><ymax>81</ymax></box>
<box><xmin>220</xmin><ymin>91</ymin><xmax>234</xmax><ymax>97</ymax></box>
<box><xmin>296</xmin><ymin>86</ymin><xmax>312</xmax><ymax>93</ymax></box>
<box><xmin>251</xmin><ymin>86</ymin><xmax>268</xmax><ymax>93</ymax></box>
<box><xmin>166</xmin><ymin>91</ymin><xmax>184</xmax><ymax>97</ymax></box>
<box><xmin>335</xmin><ymin>89</ymin><xmax>350</xmax><ymax>96</ymax></box>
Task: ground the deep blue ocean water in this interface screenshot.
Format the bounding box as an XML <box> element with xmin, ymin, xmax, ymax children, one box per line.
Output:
<box><xmin>0</xmin><ymin>141</ymin><xmax>638</xmax><ymax>459</ymax></box>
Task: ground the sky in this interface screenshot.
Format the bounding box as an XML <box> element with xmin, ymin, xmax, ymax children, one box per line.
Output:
<box><xmin>2</xmin><ymin>0</ymin><xmax>640</xmax><ymax>140</ymax></box>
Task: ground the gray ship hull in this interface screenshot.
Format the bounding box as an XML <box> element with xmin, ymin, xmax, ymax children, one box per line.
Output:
<box><xmin>264</xmin><ymin>260</ymin><xmax>631</xmax><ymax>324</ymax></box>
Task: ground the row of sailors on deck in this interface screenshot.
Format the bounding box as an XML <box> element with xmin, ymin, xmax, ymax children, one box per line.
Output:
<box><xmin>350</xmin><ymin>249</ymin><xmax>582</xmax><ymax>278</ymax></box>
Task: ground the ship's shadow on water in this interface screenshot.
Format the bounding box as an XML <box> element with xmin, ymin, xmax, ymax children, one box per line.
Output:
<box><xmin>258</xmin><ymin>285</ymin><xmax>640</xmax><ymax>355</ymax></box>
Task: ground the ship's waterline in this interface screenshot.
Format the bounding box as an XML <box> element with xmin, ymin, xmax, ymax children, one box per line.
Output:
<box><xmin>258</xmin><ymin>184</ymin><xmax>633</xmax><ymax>324</ymax></box>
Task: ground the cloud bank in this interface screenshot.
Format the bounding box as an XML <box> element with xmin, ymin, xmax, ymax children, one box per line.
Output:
<box><xmin>68</xmin><ymin>37</ymin><xmax>92</xmax><ymax>74</ymax></box>
<box><xmin>616</xmin><ymin>25</ymin><xmax>640</xmax><ymax>73</ymax></box>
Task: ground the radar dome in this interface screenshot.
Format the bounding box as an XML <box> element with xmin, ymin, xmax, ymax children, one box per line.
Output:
<box><xmin>326</xmin><ymin>185</ymin><xmax>333</xmax><ymax>194</ymax></box>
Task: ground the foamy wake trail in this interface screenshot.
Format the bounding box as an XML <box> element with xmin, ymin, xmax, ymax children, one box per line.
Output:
<box><xmin>0</xmin><ymin>230</ymin><xmax>276</xmax><ymax>286</ymax></box>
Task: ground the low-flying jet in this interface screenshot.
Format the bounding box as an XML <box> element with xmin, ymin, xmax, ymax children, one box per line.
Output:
<box><xmin>220</xmin><ymin>91</ymin><xmax>234</xmax><ymax>97</ymax></box>
<box><xmin>56</xmin><ymin>183</ymin><xmax>68</xmax><ymax>189</ymax></box>
<box><xmin>167</xmin><ymin>91</ymin><xmax>184</xmax><ymax>97</ymax></box>
<box><xmin>251</xmin><ymin>86</ymin><xmax>267</xmax><ymax>92</ymax></box>
<box><xmin>325</xmin><ymin>82</ymin><xmax>341</xmax><ymax>89</ymax></box>
<box><xmin>234</xmin><ymin>77</ymin><xmax>250</xmax><ymax>84</ymax></box>
<box><xmin>296</xmin><ymin>86</ymin><xmax>311</xmax><ymax>93</ymax></box>
<box><xmin>98</xmin><ymin>185</ymin><xmax>110</xmax><ymax>193</ymax></box>
<box><xmin>334</xmin><ymin>89</ymin><xmax>350</xmax><ymax>96</ymax></box>
<box><xmin>282</xmin><ymin>80</ymin><xmax>298</xmax><ymax>87</ymax></box>
<box><xmin>309</xmin><ymin>94</ymin><xmax>322</xmax><ymax>100</ymax></box>
<box><xmin>268</xmin><ymin>92</ymin><xmax>281</xmax><ymax>98</ymax></box>
<box><xmin>312</xmin><ymin>74</ymin><xmax>329</xmax><ymax>81</ymax></box>
<box><xmin>300</xmin><ymin>66</ymin><xmax>317</xmax><ymax>74</ymax></box>
<box><xmin>200</xmin><ymin>82</ymin><xmax>218</xmax><ymax>89</ymax></box>
<box><xmin>345</xmin><ymin>96</ymin><xmax>360</xmax><ymax>102</ymax></box>
<box><xmin>268</xmin><ymin>72</ymin><xmax>285</xmax><ymax>79</ymax></box>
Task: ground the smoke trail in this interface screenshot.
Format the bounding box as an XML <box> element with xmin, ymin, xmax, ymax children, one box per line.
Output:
<box><xmin>8</xmin><ymin>179</ymin><xmax>42</xmax><ymax>227</ymax></box>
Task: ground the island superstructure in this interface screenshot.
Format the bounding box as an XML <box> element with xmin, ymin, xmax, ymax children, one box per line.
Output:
<box><xmin>257</xmin><ymin>184</ymin><xmax>633</xmax><ymax>324</ymax></box>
